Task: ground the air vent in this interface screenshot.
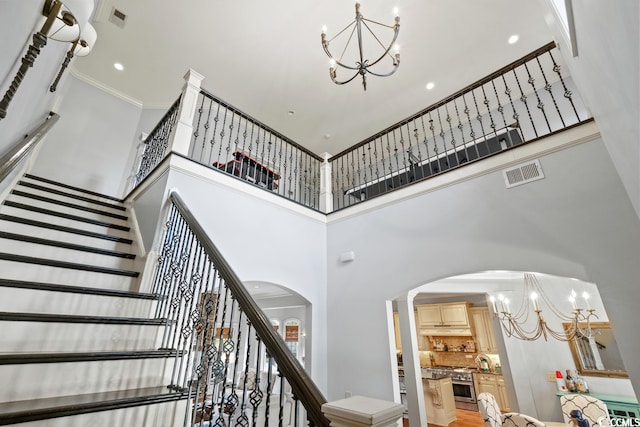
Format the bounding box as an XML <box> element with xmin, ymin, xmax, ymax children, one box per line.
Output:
<box><xmin>108</xmin><ymin>7</ymin><xmax>127</xmax><ymax>28</ymax></box>
<box><xmin>503</xmin><ymin>159</ymin><xmax>545</xmax><ymax>188</ymax></box>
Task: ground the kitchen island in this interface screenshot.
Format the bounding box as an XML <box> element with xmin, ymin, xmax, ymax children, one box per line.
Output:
<box><xmin>422</xmin><ymin>373</ymin><xmax>457</xmax><ymax>426</ymax></box>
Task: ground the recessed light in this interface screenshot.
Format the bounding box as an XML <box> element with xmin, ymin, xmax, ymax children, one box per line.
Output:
<box><xmin>113</xmin><ymin>62</ymin><xmax>124</xmax><ymax>71</ymax></box>
<box><xmin>426</xmin><ymin>82</ymin><xmax>435</xmax><ymax>90</ymax></box>
<box><xmin>508</xmin><ymin>34</ymin><xmax>519</xmax><ymax>44</ymax></box>
<box><xmin>287</xmin><ymin>110</ymin><xmax>295</xmax><ymax>116</ymax></box>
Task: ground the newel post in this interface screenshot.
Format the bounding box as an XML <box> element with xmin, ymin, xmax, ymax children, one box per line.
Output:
<box><xmin>322</xmin><ymin>395</ymin><xmax>404</xmax><ymax>427</ymax></box>
<box><xmin>167</xmin><ymin>68</ymin><xmax>205</xmax><ymax>156</ymax></box>
<box><xmin>320</xmin><ymin>152</ymin><xmax>334</xmax><ymax>213</ymax></box>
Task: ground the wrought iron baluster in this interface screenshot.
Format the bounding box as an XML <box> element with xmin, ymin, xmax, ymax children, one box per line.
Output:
<box><xmin>168</xmin><ymin>236</ymin><xmax>200</xmax><ymax>389</ymax></box>
<box><xmin>207</xmin><ymin>99</ymin><xmax>222</xmax><ymax>167</ymax></box>
<box><xmin>512</xmin><ymin>65</ymin><xmax>538</xmax><ymax>138</ymax></box>
<box><xmin>524</xmin><ymin>62</ymin><xmax>552</xmax><ymax>133</ymax></box>
<box><xmin>461</xmin><ymin>93</ymin><xmax>481</xmax><ymax>162</ymax></box>
<box><xmin>548</xmin><ymin>50</ymin><xmax>581</xmax><ymax>122</ymax></box>
<box><xmin>490</xmin><ymin>78</ymin><xmax>511</xmax><ymax>142</ymax></box>
<box><xmin>470</xmin><ymin>88</ymin><xmax>491</xmax><ymax>156</ymax></box>
<box><xmin>480</xmin><ymin>84</ymin><xmax>500</xmax><ymax>152</ymax></box>
<box><xmin>216</xmin><ymin>106</ymin><xmax>229</xmax><ymax>167</ymax></box>
<box><xmin>418</xmin><ymin>115</ymin><xmax>433</xmax><ymax>176</ymax></box>
<box><xmin>536</xmin><ymin>56</ymin><xmax>564</xmax><ymax>128</ymax></box>
<box><xmin>153</xmin><ymin>205</ymin><xmax>180</xmax><ymax>316</ymax></box>
<box><xmin>443</xmin><ymin>103</ymin><xmax>461</xmax><ymax>166</ymax></box>
<box><xmin>452</xmin><ymin>98</ymin><xmax>470</xmax><ymax>164</ymax></box>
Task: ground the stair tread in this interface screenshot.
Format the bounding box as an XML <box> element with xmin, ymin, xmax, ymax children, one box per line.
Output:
<box><xmin>3</xmin><ymin>200</ymin><xmax>130</xmax><ymax>231</ymax></box>
<box><xmin>23</xmin><ymin>174</ymin><xmax>124</xmax><ymax>202</ymax></box>
<box><xmin>0</xmin><ymin>252</ymin><xmax>140</xmax><ymax>277</ymax></box>
<box><xmin>0</xmin><ymin>311</ymin><xmax>168</xmax><ymax>325</ymax></box>
<box><xmin>0</xmin><ymin>278</ymin><xmax>159</xmax><ymax>300</ymax></box>
<box><xmin>0</xmin><ymin>231</ymin><xmax>136</xmax><ymax>259</ymax></box>
<box><xmin>17</xmin><ymin>181</ymin><xmax>126</xmax><ymax>211</ymax></box>
<box><xmin>10</xmin><ymin>190</ymin><xmax>128</xmax><ymax>221</ymax></box>
<box><xmin>0</xmin><ymin>386</ymin><xmax>187</xmax><ymax>424</ymax></box>
<box><xmin>0</xmin><ymin>349</ymin><xmax>183</xmax><ymax>365</ymax></box>
<box><xmin>0</xmin><ymin>214</ymin><xmax>132</xmax><ymax>244</ymax></box>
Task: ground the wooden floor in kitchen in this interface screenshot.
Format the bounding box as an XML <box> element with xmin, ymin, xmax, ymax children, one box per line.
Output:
<box><xmin>403</xmin><ymin>409</ymin><xmax>484</xmax><ymax>427</ymax></box>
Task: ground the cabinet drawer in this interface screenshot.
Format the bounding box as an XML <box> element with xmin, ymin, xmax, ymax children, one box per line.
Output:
<box><xmin>477</xmin><ymin>374</ymin><xmax>495</xmax><ymax>382</ymax></box>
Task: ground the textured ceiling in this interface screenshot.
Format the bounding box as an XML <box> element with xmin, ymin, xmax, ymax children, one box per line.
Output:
<box><xmin>72</xmin><ymin>0</ymin><xmax>554</xmax><ymax>156</ymax></box>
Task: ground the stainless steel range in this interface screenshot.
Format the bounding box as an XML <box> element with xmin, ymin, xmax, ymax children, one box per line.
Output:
<box><xmin>423</xmin><ymin>366</ymin><xmax>478</xmax><ymax>411</ymax></box>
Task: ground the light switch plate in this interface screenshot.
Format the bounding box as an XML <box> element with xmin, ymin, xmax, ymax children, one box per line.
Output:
<box><xmin>546</xmin><ymin>373</ymin><xmax>556</xmax><ymax>382</ymax></box>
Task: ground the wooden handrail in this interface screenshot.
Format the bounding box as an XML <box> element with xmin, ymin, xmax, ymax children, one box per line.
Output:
<box><xmin>169</xmin><ymin>191</ymin><xmax>330</xmax><ymax>427</ymax></box>
<box><xmin>0</xmin><ymin>112</ymin><xmax>60</xmax><ymax>183</ymax></box>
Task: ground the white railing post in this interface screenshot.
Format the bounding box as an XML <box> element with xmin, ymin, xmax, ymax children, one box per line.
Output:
<box><xmin>320</xmin><ymin>152</ymin><xmax>333</xmax><ymax>213</ymax></box>
<box><xmin>167</xmin><ymin>69</ymin><xmax>205</xmax><ymax>156</ymax></box>
<box><xmin>322</xmin><ymin>395</ymin><xmax>404</xmax><ymax>427</ymax></box>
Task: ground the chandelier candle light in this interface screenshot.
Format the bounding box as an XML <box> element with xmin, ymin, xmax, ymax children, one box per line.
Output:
<box><xmin>321</xmin><ymin>2</ymin><xmax>400</xmax><ymax>91</ymax></box>
<box><xmin>489</xmin><ymin>273</ymin><xmax>598</xmax><ymax>341</ymax></box>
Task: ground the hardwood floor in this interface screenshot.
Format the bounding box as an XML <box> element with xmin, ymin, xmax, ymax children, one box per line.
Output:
<box><xmin>403</xmin><ymin>409</ymin><xmax>484</xmax><ymax>427</ymax></box>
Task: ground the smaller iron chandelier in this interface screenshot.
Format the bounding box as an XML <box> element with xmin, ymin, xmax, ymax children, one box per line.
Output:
<box><xmin>490</xmin><ymin>273</ymin><xmax>598</xmax><ymax>342</ymax></box>
<box><xmin>321</xmin><ymin>2</ymin><xmax>400</xmax><ymax>91</ymax></box>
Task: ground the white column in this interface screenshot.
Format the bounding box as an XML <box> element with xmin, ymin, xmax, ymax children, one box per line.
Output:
<box><xmin>322</xmin><ymin>395</ymin><xmax>404</xmax><ymax>427</ymax></box>
<box><xmin>167</xmin><ymin>69</ymin><xmax>205</xmax><ymax>156</ymax></box>
<box><xmin>396</xmin><ymin>292</ymin><xmax>427</xmax><ymax>427</ymax></box>
<box><xmin>319</xmin><ymin>152</ymin><xmax>333</xmax><ymax>213</ymax></box>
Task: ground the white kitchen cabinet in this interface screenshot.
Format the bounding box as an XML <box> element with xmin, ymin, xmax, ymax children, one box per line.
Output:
<box><xmin>423</xmin><ymin>376</ymin><xmax>456</xmax><ymax>426</ymax></box>
<box><xmin>393</xmin><ymin>312</ymin><xmax>401</xmax><ymax>351</ymax></box>
<box><xmin>470</xmin><ymin>307</ymin><xmax>499</xmax><ymax>353</ymax></box>
<box><xmin>475</xmin><ymin>373</ymin><xmax>510</xmax><ymax>412</ymax></box>
<box><xmin>497</xmin><ymin>375</ymin><xmax>511</xmax><ymax>412</ymax></box>
<box><xmin>416</xmin><ymin>303</ymin><xmax>470</xmax><ymax>328</ymax></box>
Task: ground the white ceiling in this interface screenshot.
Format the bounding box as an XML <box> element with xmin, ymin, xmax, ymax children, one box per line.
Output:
<box><xmin>73</xmin><ymin>0</ymin><xmax>555</xmax><ymax>156</ymax></box>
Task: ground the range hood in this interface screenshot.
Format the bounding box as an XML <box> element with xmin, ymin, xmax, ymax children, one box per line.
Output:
<box><xmin>419</xmin><ymin>327</ymin><xmax>473</xmax><ymax>336</ymax></box>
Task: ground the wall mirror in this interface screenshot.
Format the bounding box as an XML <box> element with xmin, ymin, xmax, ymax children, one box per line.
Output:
<box><xmin>564</xmin><ymin>322</ymin><xmax>628</xmax><ymax>378</ymax></box>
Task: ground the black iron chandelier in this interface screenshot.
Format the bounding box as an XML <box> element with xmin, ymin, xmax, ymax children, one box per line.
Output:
<box><xmin>321</xmin><ymin>2</ymin><xmax>400</xmax><ymax>91</ymax></box>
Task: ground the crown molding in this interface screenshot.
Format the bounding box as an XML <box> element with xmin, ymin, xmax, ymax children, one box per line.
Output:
<box><xmin>69</xmin><ymin>68</ymin><xmax>144</xmax><ymax>108</ymax></box>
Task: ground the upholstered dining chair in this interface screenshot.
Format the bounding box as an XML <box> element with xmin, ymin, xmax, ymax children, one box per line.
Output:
<box><xmin>478</xmin><ymin>392</ymin><xmax>548</xmax><ymax>427</ymax></box>
<box><xmin>560</xmin><ymin>394</ymin><xmax>611</xmax><ymax>427</ymax></box>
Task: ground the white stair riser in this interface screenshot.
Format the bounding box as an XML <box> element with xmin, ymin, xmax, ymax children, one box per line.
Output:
<box><xmin>0</xmin><ymin>287</ymin><xmax>156</xmax><ymax>317</ymax></box>
<box><xmin>10</xmin><ymin>398</ymin><xmax>188</xmax><ymax>427</ymax></box>
<box><xmin>5</xmin><ymin>193</ymin><xmax>128</xmax><ymax>225</ymax></box>
<box><xmin>0</xmin><ymin>204</ymin><xmax>131</xmax><ymax>239</ymax></box>
<box><xmin>0</xmin><ymin>220</ymin><xmax>133</xmax><ymax>252</ymax></box>
<box><xmin>0</xmin><ymin>358</ymin><xmax>175</xmax><ymax>402</ymax></box>
<box><xmin>19</xmin><ymin>177</ymin><xmax>124</xmax><ymax>206</ymax></box>
<box><xmin>0</xmin><ymin>321</ymin><xmax>165</xmax><ymax>352</ymax></box>
<box><xmin>11</xmin><ymin>185</ymin><xmax>126</xmax><ymax>215</ymax></box>
<box><xmin>0</xmin><ymin>238</ymin><xmax>137</xmax><ymax>270</ymax></box>
<box><xmin>0</xmin><ymin>260</ymin><xmax>139</xmax><ymax>291</ymax></box>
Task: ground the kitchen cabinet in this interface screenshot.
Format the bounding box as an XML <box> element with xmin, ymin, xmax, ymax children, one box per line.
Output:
<box><xmin>475</xmin><ymin>373</ymin><xmax>510</xmax><ymax>412</ymax></box>
<box><xmin>393</xmin><ymin>312</ymin><xmax>401</xmax><ymax>351</ymax></box>
<box><xmin>470</xmin><ymin>307</ymin><xmax>499</xmax><ymax>353</ymax></box>
<box><xmin>497</xmin><ymin>376</ymin><xmax>511</xmax><ymax>412</ymax></box>
<box><xmin>423</xmin><ymin>376</ymin><xmax>456</xmax><ymax>426</ymax></box>
<box><xmin>417</xmin><ymin>303</ymin><xmax>471</xmax><ymax>328</ymax></box>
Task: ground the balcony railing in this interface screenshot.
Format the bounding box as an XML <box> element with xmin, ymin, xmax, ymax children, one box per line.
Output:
<box><xmin>328</xmin><ymin>41</ymin><xmax>591</xmax><ymax>210</ymax></box>
<box><xmin>189</xmin><ymin>90</ymin><xmax>324</xmax><ymax>210</ymax></box>
<box><xmin>133</xmin><ymin>42</ymin><xmax>591</xmax><ymax>213</ymax></box>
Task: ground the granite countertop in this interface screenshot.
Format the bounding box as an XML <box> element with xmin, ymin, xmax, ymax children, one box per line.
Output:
<box><xmin>422</xmin><ymin>373</ymin><xmax>450</xmax><ymax>380</ymax></box>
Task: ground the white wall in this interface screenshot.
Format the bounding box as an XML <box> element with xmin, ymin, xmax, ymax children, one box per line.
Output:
<box><xmin>539</xmin><ymin>0</ymin><xmax>640</xmax><ymax>220</ymax></box>
<box><xmin>325</xmin><ymin>133</ymin><xmax>640</xmax><ymax>419</ymax></box>
<box><xmin>30</xmin><ymin>75</ymin><xmax>142</xmax><ymax>197</ymax></box>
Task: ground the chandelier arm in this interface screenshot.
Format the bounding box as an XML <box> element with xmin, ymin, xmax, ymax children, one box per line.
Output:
<box><xmin>364</xmin><ymin>64</ymin><xmax>400</xmax><ymax>78</ymax></box>
<box><xmin>360</xmin><ymin>20</ymin><xmax>400</xmax><ymax>69</ymax></box>
<box><xmin>361</xmin><ymin>18</ymin><xmax>397</xmax><ymax>29</ymax></box>
<box><xmin>330</xmin><ymin>70</ymin><xmax>362</xmax><ymax>86</ymax></box>
<box><xmin>326</xmin><ymin>20</ymin><xmax>356</xmax><ymax>44</ymax></box>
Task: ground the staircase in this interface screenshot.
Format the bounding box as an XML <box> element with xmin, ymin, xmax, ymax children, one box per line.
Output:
<box><xmin>0</xmin><ymin>174</ymin><xmax>188</xmax><ymax>426</ymax></box>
